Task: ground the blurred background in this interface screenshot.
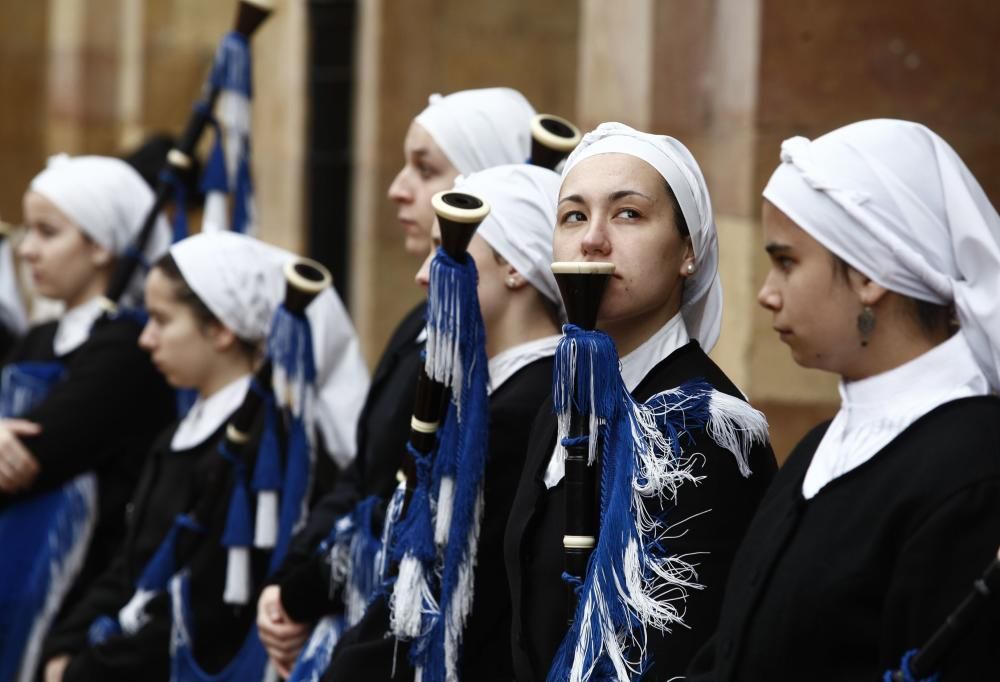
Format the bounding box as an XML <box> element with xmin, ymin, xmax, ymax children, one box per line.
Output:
<box><xmin>1</xmin><ymin>0</ymin><xmax>997</xmax><ymax>459</ymax></box>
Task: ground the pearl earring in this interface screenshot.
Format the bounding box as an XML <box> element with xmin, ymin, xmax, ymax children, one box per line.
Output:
<box><xmin>506</xmin><ymin>277</ymin><xmax>517</xmax><ymax>288</ymax></box>
<box><xmin>686</xmin><ymin>263</ymin><xmax>696</xmax><ymax>275</ymax></box>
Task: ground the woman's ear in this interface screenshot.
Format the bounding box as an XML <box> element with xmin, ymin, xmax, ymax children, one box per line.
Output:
<box><xmin>846</xmin><ymin>267</ymin><xmax>889</xmax><ymax>307</ymax></box>
<box><xmin>504</xmin><ymin>264</ymin><xmax>529</xmax><ymax>290</ymax></box>
<box><xmin>88</xmin><ymin>242</ymin><xmax>114</xmax><ymax>268</ymax></box>
<box><xmin>678</xmin><ymin>236</ymin><xmax>696</xmax><ymax>278</ymax></box>
<box><xmin>206</xmin><ymin>322</ymin><xmax>238</xmax><ymax>352</ymax></box>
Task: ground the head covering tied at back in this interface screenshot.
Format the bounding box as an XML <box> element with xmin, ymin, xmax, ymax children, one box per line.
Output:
<box><xmin>29</xmin><ymin>154</ymin><xmax>172</xmax><ymax>306</ymax></box>
<box><xmin>763</xmin><ymin>118</ymin><xmax>1000</xmax><ymax>391</ymax></box>
<box><xmin>561</xmin><ymin>122</ymin><xmax>724</xmax><ymax>352</ymax></box>
<box><xmin>414</xmin><ymin>87</ymin><xmax>536</xmax><ymax>175</ymax></box>
<box><xmin>169</xmin><ymin>231</ymin><xmax>369</xmax><ymax>467</ymax></box>
<box><xmin>453</xmin><ymin>164</ymin><xmax>562</xmax><ymax>307</ymax></box>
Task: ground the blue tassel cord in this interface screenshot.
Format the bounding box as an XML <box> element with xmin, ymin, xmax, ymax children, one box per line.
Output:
<box><xmin>883</xmin><ymin>650</ymin><xmax>940</xmax><ymax>682</ymax></box>
<box><xmin>115</xmin><ymin>514</ymin><xmax>205</xmax><ymax>636</ymax></box>
<box><xmin>286</xmin><ymin>615</ymin><xmax>345</xmax><ymax>682</ymax></box>
<box><xmin>251</xmin><ymin>394</ymin><xmax>282</xmax><ymax>549</ymax></box>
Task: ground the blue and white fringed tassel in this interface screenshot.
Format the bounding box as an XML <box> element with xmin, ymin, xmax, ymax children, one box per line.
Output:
<box><xmin>266</xmin><ymin>302</ymin><xmax>318</xmax><ymax>566</ymax></box>
<box><xmin>388</xmin><ymin>444</ymin><xmax>439</xmax><ymax>640</ymax></box>
<box><xmin>547</xmin><ymin>330</ymin><xmax>768</xmax><ymax>682</ymax></box>
<box><xmin>199</xmin><ymin>114</ymin><xmax>230</xmax><ymax>233</ymax></box>
<box><xmin>320</xmin><ymin>496</ymin><xmax>384</xmax><ymax>626</ymax></box>
<box><xmin>286</xmin><ymin>615</ymin><xmax>344</xmax><ymax>682</ymax></box>
<box><xmin>201</xmin><ymin>31</ymin><xmax>256</xmax><ymax>234</ymax></box>
<box><xmin>102</xmin><ymin>514</ymin><xmax>205</xmax><ymax>642</ymax></box>
<box><xmin>160</xmin><ymin>166</ymin><xmax>190</xmax><ymax>243</ymax></box>
<box><xmin>407</xmin><ymin>248</ymin><xmax>491</xmax><ymax>682</ymax></box>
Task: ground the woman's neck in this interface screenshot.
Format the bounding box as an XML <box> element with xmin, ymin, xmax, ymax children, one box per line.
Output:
<box><xmin>600</xmin><ymin>302</ymin><xmax>680</xmax><ymax>357</ymax></box>
<box><xmin>198</xmin><ymin>356</ymin><xmax>254</xmax><ymax>400</ymax></box>
<box><xmin>485</xmin><ymin>294</ymin><xmax>560</xmax><ymax>360</ymax></box>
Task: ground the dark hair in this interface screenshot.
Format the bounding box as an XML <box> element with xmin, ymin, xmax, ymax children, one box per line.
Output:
<box><xmin>830</xmin><ymin>254</ymin><xmax>954</xmax><ymax>338</ymax></box>
<box><xmin>153</xmin><ymin>253</ymin><xmax>259</xmax><ymax>357</ymax></box>
<box><xmin>663</xmin><ymin>180</ymin><xmax>690</xmax><ymax>238</ymax></box>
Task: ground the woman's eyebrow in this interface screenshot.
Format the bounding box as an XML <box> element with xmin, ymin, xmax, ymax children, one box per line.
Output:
<box><xmin>558</xmin><ymin>193</ymin><xmax>584</xmax><ymax>205</ymax></box>
<box><xmin>764</xmin><ymin>242</ymin><xmax>792</xmax><ymax>255</ymax></box>
<box><xmin>609</xmin><ymin>189</ymin><xmax>653</xmax><ymax>202</ymax></box>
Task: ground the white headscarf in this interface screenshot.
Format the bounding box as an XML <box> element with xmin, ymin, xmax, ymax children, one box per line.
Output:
<box><xmin>453</xmin><ymin>164</ymin><xmax>562</xmax><ymax>307</ymax></box>
<box><xmin>169</xmin><ymin>232</ymin><xmax>371</xmax><ymax>467</ymax></box>
<box><xmin>29</xmin><ymin>154</ymin><xmax>171</xmax><ymax>306</ymax></box>
<box><xmin>414</xmin><ymin>87</ymin><xmax>536</xmax><ymax>175</ymax></box>
<box><xmin>561</xmin><ymin>122</ymin><xmax>723</xmax><ymax>352</ymax></box>
<box><xmin>763</xmin><ymin>118</ymin><xmax>1000</xmax><ymax>392</ymax></box>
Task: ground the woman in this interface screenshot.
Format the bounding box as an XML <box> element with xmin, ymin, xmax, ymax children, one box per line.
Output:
<box><xmin>687</xmin><ymin>119</ymin><xmax>1000</xmax><ymax>680</ymax></box>
<box><xmin>40</xmin><ymin>230</ymin><xmax>353</xmax><ymax>681</ymax></box>
<box><xmin>258</xmin><ymin>87</ymin><xmax>538</xmax><ymax>674</ymax></box>
<box><xmin>504</xmin><ymin>123</ymin><xmax>777</xmax><ymax>681</ymax></box>
<box><xmin>0</xmin><ymin>155</ymin><xmax>175</xmax><ymax>682</ymax></box>
<box><xmin>319</xmin><ymin>163</ymin><xmax>565</xmax><ymax>682</ymax></box>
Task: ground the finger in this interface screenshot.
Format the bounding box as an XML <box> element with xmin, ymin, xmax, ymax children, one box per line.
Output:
<box><xmin>3</xmin><ymin>419</ymin><xmax>42</xmax><ymax>436</ymax></box>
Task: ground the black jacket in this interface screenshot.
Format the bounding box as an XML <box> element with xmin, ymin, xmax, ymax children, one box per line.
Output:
<box><xmin>322</xmin><ymin>355</ymin><xmax>556</xmax><ymax>682</ymax></box>
<box><xmin>504</xmin><ymin>341</ymin><xmax>777</xmax><ymax>681</ymax></box>
<box><xmin>687</xmin><ymin>396</ymin><xmax>1000</xmax><ymax>681</ymax></box>
<box><xmin>1</xmin><ymin>317</ymin><xmax>175</xmax><ymax>623</ymax></box>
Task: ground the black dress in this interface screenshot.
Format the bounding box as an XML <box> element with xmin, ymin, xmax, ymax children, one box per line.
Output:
<box><xmin>320</xmin><ymin>355</ymin><xmax>557</xmax><ymax>682</ymax></box>
<box><xmin>504</xmin><ymin>341</ymin><xmax>778</xmax><ymax>681</ymax></box>
<box><xmin>0</xmin><ymin>317</ymin><xmax>175</xmax><ymax>621</ymax></box>
<box><xmin>274</xmin><ymin>301</ymin><xmax>426</xmax><ymax>619</ymax></box>
<box><xmin>686</xmin><ymin>396</ymin><xmax>1000</xmax><ymax>681</ymax></box>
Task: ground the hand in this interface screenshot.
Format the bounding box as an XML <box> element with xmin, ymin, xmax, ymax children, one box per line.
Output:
<box><xmin>44</xmin><ymin>654</ymin><xmax>70</xmax><ymax>682</ymax></box>
<box><xmin>0</xmin><ymin>419</ymin><xmax>41</xmax><ymax>493</ymax></box>
<box><xmin>257</xmin><ymin>585</ymin><xmax>310</xmax><ymax>678</ymax></box>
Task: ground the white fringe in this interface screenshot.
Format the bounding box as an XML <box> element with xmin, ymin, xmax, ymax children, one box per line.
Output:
<box><xmin>706</xmin><ymin>389</ymin><xmax>769</xmax><ymax>478</ymax></box>
<box><xmin>434</xmin><ymin>476</ymin><xmax>454</xmax><ymax>546</ymax></box>
<box><xmin>118</xmin><ymin>588</ymin><xmax>158</xmax><ymax>635</ymax></box>
<box><xmin>390</xmin><ymin>555</ymin><xmax>437</xmax><ymax>640</ymax></box>
<box><xmin>201</xmin><ymin>191</ymin><xmax>229</xmax><ymax>232</ymax></box>
<box><xmin>443</xmin><ymin>487</ymin><xmax>484</xmax><ymax>682</ymax></box>
<box><xmin>223</xmin><ymin>546</ymin><xmax>250</xmax><ymax>605</ymax></box>
<box><xmin>252</xmin><ymin>490</ymin><xmax>277</xmax><ymax>548</ymax></box>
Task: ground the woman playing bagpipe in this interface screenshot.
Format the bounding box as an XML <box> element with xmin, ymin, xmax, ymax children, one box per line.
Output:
<box><xmin>305</xmin><ymin>163</ymin><xmax>565</xmax><ymax>682</ymax></box>
<box><xmin>38</xmin><ymin>230</ymin><xmax>358</xmax><ymax>681</ymax></box>
<box><xmin>504</xmin><ymin>123</ymin><xmax>779</xmax><ymax>681</ymax></box>
<box><xmin>257</xmin><ymin>87</ymin><xmax>548</xmax><ymax>674</ymax></box>
<box><xmin>0</xmin><ymin>155</ymin><xmax>176</xmax><ymax>682</ymax></box>
<box><xmin>686</xmin><ymin>119</ymin><xmax>1000</xmax><ymax>681</ymax></box>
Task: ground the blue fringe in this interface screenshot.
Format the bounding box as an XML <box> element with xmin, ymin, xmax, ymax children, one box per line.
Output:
<box><xmin>220</xmin><ymin>443</ymin><xmax>253</xmax><ymax>549</ymax></box>
<box><xmin>250</xmin><ymin>394</ymin><xmax>282</xmax><ymax>493</ymax></box>
<box><xmin>209</xmin><ymin>32</ymin><xmax>252</xmax><ymax>98</ymax></box>
<box><xmin>200</xmin><ymin>124</ymin><xmax>229</xmax><ymax>195</ymax></box>
<box><xmin>233</xmin><ymin>146</ymin><xmax>253</xmax><ymax>234</ymax></box>
<box><xmin>287</xmin><ymin>615</ymin><xmax>344</xmax><ymax>682</ymax></box>
<box><xmin>547</xmin><ymin>340</ymin><xmax>718</xmax><ymax>680</ymax></box>
<box><xmin>390</xmin><ymin>444</ymin><xmax>437</xmax><ymax>569</ymax></box>
<box><xmin>159</xmin><ymin>166</ymin><xmax>189</xmax><ymax>243</ymax></box>
<box><xmin>408</xmin><ymin>247</ymin><xmax>491</xmax><ymax>679</ymax></box>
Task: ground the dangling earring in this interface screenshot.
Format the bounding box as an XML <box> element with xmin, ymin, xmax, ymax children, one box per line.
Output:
<box><xmin>685</xmin><ymin>262</ymin><xmax>696</xmax><ymax>275</ymax></box>
<box><xmin>857</xmin><ymin>305</ymin><xmax>876</xmax><ymax>347</ymax></box>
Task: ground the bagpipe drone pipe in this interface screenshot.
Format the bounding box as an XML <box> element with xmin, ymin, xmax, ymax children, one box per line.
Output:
<box><xmin>544</xmin><ymin>263</ymin><xmax>767</xmax><ymax>682</ymax></box>
<box><xmin>100</xmin><ymin>0</ymin><xmax>274</xmax><ymax>318</ymax></box>
<box><xmin>85</xmin><ymin>257</ymin><xmax>333</xmax><ymax>682</ymax></box>
<box><xmin>283</xmin><ymin>113</ymin><xmax>583</xmax><ymax>681</ymax></box>
<box><xmin>885</xmin><ymin>546</ymin><xmax>1000</xmax><ymax>682</ymax></box>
